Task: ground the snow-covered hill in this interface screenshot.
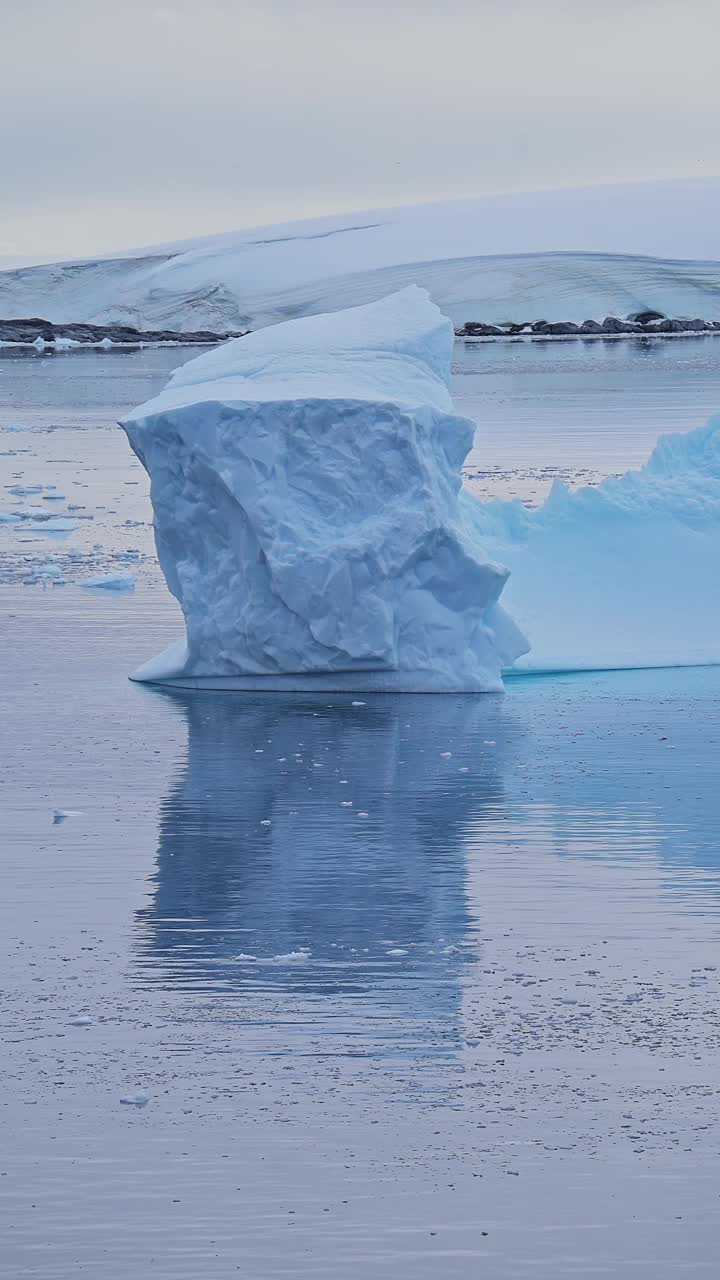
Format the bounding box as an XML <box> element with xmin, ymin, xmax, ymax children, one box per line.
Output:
<box><xmin>4</xmin><ymin>179</ymin><xmax>720</xmax><ymax>333</ymax></box>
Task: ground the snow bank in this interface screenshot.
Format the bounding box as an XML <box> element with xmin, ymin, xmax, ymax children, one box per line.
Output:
<box><xmin>5</xmin><ymin>179</ymin><xmax>720</xmax><ymax>332</ymax></box>
<box><xmin>468</xmin><ymin>415</ymin><xmax>720</xmax><ymax>672</ymax></box>
<box><xmin>122</xmin><ymin>287</ymin><xmax>527</xmax><ymax>691</ymax></box>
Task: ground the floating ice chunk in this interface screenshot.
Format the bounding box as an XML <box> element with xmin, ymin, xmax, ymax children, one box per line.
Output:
<box><xmin>69</xmin><ymin>1014</ymin><xmax>94</xmax><ymax>1027</ymax></box>
<box><xmin>386</xmin><ymin>948</ymin><xmax>409</xmax><ymax>956</ymax></box>
<box><xmin>52</xmin><ymin>809</ymin><xmax>84</xmax><ymax>824</ymax></box>
<box><xmin>234</xmin><ymin>953</ymin><xmax>258</xmax><ymax>962</ymax></box>
<box><xmin>80</xmin><ymin>572</ymin><xmax>135</xmax><ymax>591</ymax></box>
<box><xmin>31</xmin><ymin>563</ymin><xmax>65</xmax><ymax>585</ymax></box>
<box><xmin>27</xmin><ymin>517</ymin><xmax>79</xmax><ymax>534</ymax></box>
<box><xmin>122</xmin><ymin>288</ymin><xmax>526</xmax><ymax>692</ymax></box>
<box><xmin>119</xmin><ymin>1089</ymin><xmax>151</xmax><ymax>1107</ymax></box>
<box><xmin>351</xmin><ymin>701</ymin><xmax>366</xmax><ymax>707</ymax></box>
<box><xmin>260</xmin><ymin>818</ymin><xmax>272</xmax><ymax>826</ymax></box>
<box><xmin>264</xmin><ymin>950</ymin><xmax>311</xmax><ymax>964</ymax></box>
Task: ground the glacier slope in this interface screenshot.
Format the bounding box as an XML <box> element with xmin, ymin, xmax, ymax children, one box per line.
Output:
<box><xmin>122</xmin><ymin>287</ymin><xmax>527</xmax><ymax>692</ymax></box>
<box><xmin>5</xmin><ymin>178</ymin><xmax>720</xmax><ymax>332</ymax></box>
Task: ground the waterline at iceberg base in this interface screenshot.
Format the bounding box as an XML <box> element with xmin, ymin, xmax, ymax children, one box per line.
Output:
<box><xmin>122</xmin><ymin>287</ymin><xmax>527</xmax><ymax>692</ymax></box>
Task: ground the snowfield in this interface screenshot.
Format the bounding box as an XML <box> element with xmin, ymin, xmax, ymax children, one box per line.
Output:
<box><xmin>4</xmin><ymin>178</ymin><xmax>720</xmax><ymax>332</ymax></box>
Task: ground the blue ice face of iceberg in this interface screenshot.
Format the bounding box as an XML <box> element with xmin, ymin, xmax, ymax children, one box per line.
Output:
<box><xmin>468</xmin><ymin>411</ymin><xmax>720</xmax><ymax>674</ymax></box>
<box><xmin>122</xmin><ymin>287</ymin><xmax>527</xmax><ymax>692</ymax></box>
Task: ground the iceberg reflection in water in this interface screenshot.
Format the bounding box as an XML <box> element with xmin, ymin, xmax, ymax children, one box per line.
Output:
<box><xmin>133</xmin><ymin>668</ymin><xmax>720</xmax><ymax>1073</ymax></box>
<box><xmin>134</xmin><ymin>692</ymin><xmax>520</xmax><ymax>1060</ymax></box>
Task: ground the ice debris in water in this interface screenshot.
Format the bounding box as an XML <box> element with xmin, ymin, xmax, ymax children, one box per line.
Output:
<box><xmin>69</xmin><ymin>1014</ymin><xmax>94</xmax><ymax>1027</ymax></box>
<box><xmin>26</xmin><ymin>517</ymin><xmax>79</xmax><ymax>534</ymax></box>
<box><xmin>119</xmin><ymin>1089</ymin><xmax>151</xmax><ymax>1108</ymax></box>
<box><xmin>263</xmin><ymin>950</ymin><xmax>311</xmax><ymax>965</ymax></box>
<box><xmin>80</xmin><ymin>572</ymin><xmax>135</xmax><ymax>591</ymax></box>
<box><xmin>53</xmin><ymin>809</ymin><xmax>84</xmax><ymax>824</ymax></box>
<box><xmin>122</xmin><ymin>287</ymin><xmax>527</xmax><ymax>692</ymax></box>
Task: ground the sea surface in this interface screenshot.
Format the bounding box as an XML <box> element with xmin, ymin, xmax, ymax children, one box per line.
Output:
<box><xmin>1</xmin><ymin>338</ymin><xmax>720</xmax><ymax>1277</ymax></box>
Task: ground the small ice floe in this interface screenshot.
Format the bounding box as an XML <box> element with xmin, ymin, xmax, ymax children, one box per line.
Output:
<box><xmin>27</xmin><ymin>517</ymin><xmax>79</xmax><ymax>535</ymax></box>
<box><xmin>97</xmin><ymin>337</ymin><xmax>113</xmax><ymax>350</ymax></box>
<box><xmin>459</xmin><ymin>766</ymin><xmax>469</xmax><ymax>772</ymax></box>
<box><xmin>7</xmin><ymin>484</ymin><xmax>45</xmax><ymax>496</ymax></box>
<box><xmin>266</xmin><ymin>950</ymin><xmax>311</xmax><ymax>965</ymax></box>
<box><xmin>260</xmin><ymin>819</ymin><xmax>272</xmax><ymax>827</ymax></box>
<box><xmin>440</xmin><ymin>751</ymin><xmax>452</xmax><ymax>758</ymax></box>
<box><xmin>357</xmin><ymin>811</ymin><xmax>369</xmax><ymax>818</ymax></box>
<box><xmin>341</xmin><ymin>800</ymin><xmax>353</xmax><ymax>807</ymax></box>
<box><xmin>386</xmin><ymin>948</ymin><xmax>408</xmax><ymax>956</ymax></box>
<box><xmin>234</xmin><ymin>953</ymin><xmax>258</xmax><ymax>962</ymax></box>
<box><xmin>119</xmin><ymin>1089</ymin><xmax>150</xmax><ymax>1108</ymax></box>
<box><xmin>351</xmin><ymin>701</ymin><xmax>366</xmax><ymax>707</ymax></box>
<box><xmin>31</xmin><ymin>563</ymin><xmax>65</xmax><ymax>585</ymax></box>
<box><xmin>53</xmin><ymin>809</ymin><xmax>84</xmax><ymax>824</ymax></box>
<box><xmin>80</xmin><ymin>572</ymin><xmax>135</xmax><ymax>591</ymax></box>
<box><xmin>69</xmin><ymin>1014</ymin><xmax>94</xmax><ymax>1027</ymax></box>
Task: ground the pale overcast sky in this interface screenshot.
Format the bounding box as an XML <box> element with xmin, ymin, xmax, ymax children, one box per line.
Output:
<box><xmin>2</xmin><ymin>0</ymin><xmax>719</xmax><ymax>263</ymax></box>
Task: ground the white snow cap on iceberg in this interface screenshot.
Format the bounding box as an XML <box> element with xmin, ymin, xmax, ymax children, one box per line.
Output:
<box><xmin>122</xmin><ymin>286</ymin><xmax>527</xmax><ymax>691</ymax></box>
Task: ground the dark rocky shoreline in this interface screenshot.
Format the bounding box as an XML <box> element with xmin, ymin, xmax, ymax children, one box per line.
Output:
<box><xmin>456</xmin><ymin>312</ymin><xmax>720</xmax><ymax>338</ymax></box>
<box><xmin>0</xmin><ymin>318</ymin><xmax>248</xmax><ymax>347</ymax></box>
<box><xmin>4</xmin><ymin>313</ymin><xmax>719</xmax><ymax>348</ymax></box>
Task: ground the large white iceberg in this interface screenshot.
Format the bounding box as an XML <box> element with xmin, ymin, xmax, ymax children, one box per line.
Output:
<box><xmin>122</xmin><ymin>287</ymin><xmax>527</xmax><ymax>691</ymax></box>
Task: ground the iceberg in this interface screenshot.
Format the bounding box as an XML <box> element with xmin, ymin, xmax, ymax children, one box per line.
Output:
<box><xmin>122</xmin><ymin>287</ymin><xmax>527</xmax><ymax>692</ymax></box>
<box><xmin>469</xmin><ymin>414</ymin><xmax>720</xmax><ymax>672</ymax></box>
